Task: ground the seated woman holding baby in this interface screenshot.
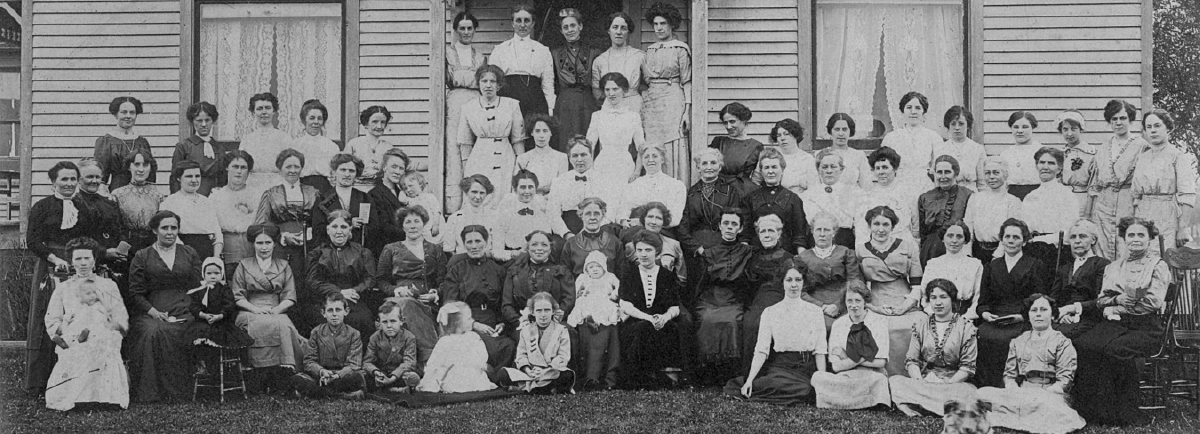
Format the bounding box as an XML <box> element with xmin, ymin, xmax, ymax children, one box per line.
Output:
<box><xmin>43</xmin><ymin>237</ymin><xmax>130</xmax><ymax>411</ymax></box>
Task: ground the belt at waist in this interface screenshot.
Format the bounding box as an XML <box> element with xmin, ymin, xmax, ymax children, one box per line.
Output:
<box><xmin>647</xmin><ymin>78</ymin><xmax>681</xmax><ymax>85</ymax></box>
<box><xmin>1137</xmin><ymin>193</ymin><xmax>1177</xmax><ymax>199</ymax></box>
<box><xmin>476</xmin><ymin>137</ymin><xmax>509</xmax><ymax>143</ymax></box>
<box><xmin>1021</xmin><ymin>370</ymin><xmax>1056</xmax><ymax>385</ymax></box>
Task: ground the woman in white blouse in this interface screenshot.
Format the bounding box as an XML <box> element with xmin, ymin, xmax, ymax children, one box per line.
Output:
<box><xmin>964</xmin><ymin>157</ymin><xmax>1023</xmax><ymax>263</ymax></box>
<box><xmin>998</xmin><ymin>111</ymin><xmax>1044</xmax><ymax>200</ymax></box>
<box><xmin>724</xmin><ymin>265</ymin><xmax>827</xmax><ymax>405</ymax></box>
<box><xmin>922</xmin><ymin>221</ymin><xmax>983</xmax><ymax>320</ymax></box>
<box><xmin>934</xmin><ymin>106</ymin><xmax>986</xmax><ymax>192</ymax></box>
<box><xmin>291</xmin><ymin>99</ymin><xmax>339</xmax><ymax>197</ymax></box>
<box><xmin>489</xmin><ymin>4</ymin><xmax>554</xmax><ymax>121</ymax></box>
<box><xmin>592</xmin><ymin>11</ymin><xmax>645</xmax><ymax>113</ymax></box>
<box><xmin>587</xmin><ymin>72</ymin><xmax>646</xmax><ymax>184</ymax></box>
<box><xmin>625</xmin><ymin>144</ymin><xmax>686</xmax><ymax>228</ymax></box>
<box><xmin>240</xmin><ymin>92</ymin><xmax>292</xmax><ymax>196</ymax></box>
<box><xmin>160</xmin><ymin>160</ymin><xmax>222</xmax><ymax>261</ymax></box>
<box><xmin>516</xmin><ymin>114</ymin><xmax>568</xmax><ymax>196</ymax></box>
<box><xmin>879</xmin><ymin>91</ymin><xmax>937</xmax><ymax>193</ymax></box>
<box><xmin>770</xmin><ymin>119</ymin><xmax>818</xmax><ymax>195</ymax></box>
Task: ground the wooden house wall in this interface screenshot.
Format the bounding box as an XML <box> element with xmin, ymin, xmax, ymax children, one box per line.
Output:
<box><xmin>26</xmin><ymin>0</ymin><xmax>182</xmax><ymax>199</ymax></box>
<box><xmin>979</xmin><ymin>0</ymin><xmax>1150</xmax><ymax>154</ymax></box>
<box><xmin>702</xmin><ymin>0</ymin><xmax>801</xmax><ymax>141</ymax></box>
<box><xmin>357</xmin><ymin>0</ymin><xmax>439</xmax><ymax>197</ymax></box>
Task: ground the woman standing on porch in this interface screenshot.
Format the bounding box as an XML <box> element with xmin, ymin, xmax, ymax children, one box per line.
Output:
<box><xmin>642</xmin><ymin>2</ymin><xmax>691</xmax><ymax>181</ymax></box>
<box><xmin>1090</xmin><ymin>99</ymin><xmax>1148</xmax><ymax>260</ymax></box>
<box><xmin>709</xmin><ymin>102</ymin><xmax>763</xmax><ymax>197</ymax></box>
<box><xmin>586</xmin><ymin>72</ymin><xmax>645</xmax><ymax>185</ymax></box>
<box><xmin>879</xmin><ymin>91</ymin><xmax>937</xmax><ymax>194</ymax></box>
<box><xmin>1131</xmin><ymin>109</ymin><xmax>1195</xmax><ymax>250</ymax></box>
<box><xmin>998</xmin><ymin>111</ymin><xmax>1044</xmax><ymax>200</ymax></box>
<box><xmin>170</xmin><ymin>101</ymin><xmax>228</xmax><ymax>195</ymax></box>
<box><xmin>551</xmin><ymin>8</ymin><xmax>598</xmax><ymax>151</ymax></box>
<box><xmin>241</xmin><ymin>92</ymin><xmax>293</xmax><ymax>196</ymax></box>
<box><xmin>490</xmin><ymin>4</ymin><xmax>554</xmax><ymax>123</ymax></box>
<box><xmin>95</xmin><ymin>96</ymin><xmax>154</xmax><ymax>191</ymax></box>
<box><xmin>593</xmin><ymin>12</ymin><xmax>645</xmax><ymax>113</ymax></box>
<box><xmin>446</xmin><ymin>11</ymin><xmax>488</xmax><ymax>211</ymax></box>
<box><xmin>456</xmin><ymin>65</ymin><xmax>525</xmax><ymax>198</ymax></box>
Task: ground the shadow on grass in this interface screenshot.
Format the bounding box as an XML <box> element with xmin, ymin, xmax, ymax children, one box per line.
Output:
<box><xmin>0</xmin><ymin>347</ymin><xmax>1195</xmax><ymax>434</ymax></box>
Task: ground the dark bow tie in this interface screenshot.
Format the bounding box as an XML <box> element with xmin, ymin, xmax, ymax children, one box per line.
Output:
<box><xmin>825</xmin><ymin>186</ymin><xmax>833</xmax><ymax>193</ymax></box>
<box><xmin>575</xmin><ymin>175</ymin><xmax>587</xmax><ymax>182</ymax></box>
<box><xmin>518</xmin><ymin>208</ymin><xmax>534</xmax><ymax>216</ymax></box>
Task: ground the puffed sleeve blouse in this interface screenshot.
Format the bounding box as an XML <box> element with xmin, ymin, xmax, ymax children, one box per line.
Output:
<box><xmin>754</xmin><ymin>299</ymin><xmax>828</xmax><ymax>357</ymax></box>
<box><xmin>857</xmin><ymin>238</ymin><xmax>923</xmax><ymax>293</ymax></box>
<box><xmin>1003</xmin><ymin>330</ymin><xmax>1077</xmax><ymax>387</ymax></box>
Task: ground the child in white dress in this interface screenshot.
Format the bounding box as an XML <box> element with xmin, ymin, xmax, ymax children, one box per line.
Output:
<box><xmin>566</xmin><ymin>251</ymin><xmax>622</xmax><ymax>389</ymax></box>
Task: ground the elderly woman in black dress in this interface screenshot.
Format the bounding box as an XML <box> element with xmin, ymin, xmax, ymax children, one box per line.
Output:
<box><xmin>376</xmin><ymin>205</ymin><xmax>447</xmax><ymax>363</ymax></box>
<box><xmin>1069</xmin><ymin>217</ymin><xmax>1171</xmax><ymax>426</ymax></box>
<box><xmin>24</xmin><ymin>161</ymin><xmax>90</xmax><ymax>393</ymax></box>
<box><xmin>503</xmin><ymin>230</ymin><xmax>574</xmax><ymax>336</ymax></box>
<box><xmin>442</xmin><ymin>224</ymin><xmax>517</xmax><ymax>373</ymax></box>
<box><xmin>976</xmin><ymin>218</ymin><xmax>1050</xmax><ymax>387</ymax></box>
<box><xmin>1050</xmin><ymin>219</ymin><xmax>1110</xmax><ymax>339</ymax></box>
<box><xmin>307</xmin><ymin>209</ymin><xmax>380</xmax><ymax>341</ymax></box>
<box><xmin>741</xmin><ymin>214</ymin><xmax>803</xmax><ymax>368</ymax></box>
<box><xmin>693</xmin><ymin>208</ymin><xmax>755</xmax><ymax>383</ymax></box>
<box><xmin>619</xmin><ymin>231</ymin><xmax>687</xmax><ymax>388</ymax></box>
<box><xmin>917</xmin><ymin>155</ymin><xmax>973</xmax><ymax>266</ymax></box>
<box><xmin>127</xmin><ymin>210</ymin><xmax>203</xmax><ymax>402</ymax></box>
<box><xmin>94</xmin><ymin>96</ymin><xmax>153</xmax><ymax>191</ymax></box>
<box><xmin>708</xmin><ymin>102</ymin><xmax>762</xmax><ymax>197</ymax></box>
<box><xmin>679</xmin><ymin>148</ymin><xmax>746</xmax><ymax>291</ymax></box>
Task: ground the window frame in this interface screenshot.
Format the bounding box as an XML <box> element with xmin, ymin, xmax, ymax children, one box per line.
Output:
<box><xmin>808</xmin><ymin>0</ymin><xmax>981</xmax><ymax>148</ymax></box>
<box><xmin>180</xmin><ymin>0</ymin><xmax>360</xmax><ymax>144</ymax></box>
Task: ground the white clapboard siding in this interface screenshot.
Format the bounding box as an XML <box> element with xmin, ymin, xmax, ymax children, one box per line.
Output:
<box><xmin>28</xmin><ymin>0</ymin><xmax>182</xmax><ymax>204</ymax></box>
<box><xmin>981</xmin><ymin>0</ymin><xmax>1145</xmax><ymax>152</ymax></box>
<box><xmin>704</xmin><ymin>0</ymin><xmax>799</xmax><ymax>140</ymax></box>
<box><xmin>357</xmin><ymin>0</ymin><xmax>434</xmax><ymax>168</ymax></box>
<box><xmin>638</xmin><ymin>0</ymin><xmax>691</xmax><ymax>47</ymax></box>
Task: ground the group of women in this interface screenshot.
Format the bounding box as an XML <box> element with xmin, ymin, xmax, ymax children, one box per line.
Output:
<box><xmin>20</xmin><ymin>3</ymin><xmax>1193</xmax><ymax>429</ymax></box>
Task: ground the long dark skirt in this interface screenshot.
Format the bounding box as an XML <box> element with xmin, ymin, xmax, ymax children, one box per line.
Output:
<box><xmin>552</xmin><ymin>87</ymin><xmax>597</xmax><ymax>153</ymax></box>
<box><xmin>1071</xmin><ymin>315</ymin><xmax>1162</xmax><ymax>425</ymax></box>
<box><xmin>724</xmin><ymin>351</ymin><xmax>817</xmax><ymax>406</ymax></box>
<box><xmin>24</xmin><ymin>258</ymin><xmax>61</xmax><ymax>393</ymax></box>
<box><xmin>128</xmin><ymin>316</ymin><xmax>192</xmax><ymax>402</ymax></box>
<box><xmin>619</xmin><ymin>318</ymin><xmax>683</xmax><ymax>386</ymax></box>
<box><xmin>499</xmin><ymin>74</ymin><xmax>548</xmax><ymax>131</ymax></box>
<box><xmin>975</xmin><ymin>320</ymin><xmax>1028</xmax><ymax>387</ymax></box>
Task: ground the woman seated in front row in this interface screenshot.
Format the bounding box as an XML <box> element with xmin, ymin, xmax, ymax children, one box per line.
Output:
<box><xmin>889</xmin><ymin>278</ymin><xmax>978</xmax><ymax>417</ymax></box>
<box><xmin>231</xmin><ymin>223</ymin><xmax>306</xmax><ymax>392</ymax></box>
<box><xmin>811</xmin><ymin>283</ymin><xmax>891</xmax><ymax>410</ymax></box>
<box><xmin>724</xmin><ymin>263</ymin><xmax>826</xmax><ymax>405</ymax></box>
<box><xmin>977</xmin><ymin>293</ymin><xmax>1086</xmax><ymax>434</ymax></box>
<box><xmin>619</xmin><ymin>231</ymin><xmax>688</xmax><ymax>389</ymax></box>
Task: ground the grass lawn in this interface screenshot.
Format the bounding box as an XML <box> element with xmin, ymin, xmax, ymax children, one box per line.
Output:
<box><xmin>1</xmin><ymin>348</ymin><xmax>1198</xmax><ymax>434</ymax></box>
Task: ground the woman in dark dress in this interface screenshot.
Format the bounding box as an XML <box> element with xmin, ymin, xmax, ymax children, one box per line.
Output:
<box><xmin>741</xmin><ymin>214</ymin><xmax>801</xmax><ymax>368</ymax></box>
<box><xmin>94</xmin><ymin>96</ymin><xmax>154</xmax><ymax>191</ymax></box>
<box><xmin>307</xmin><ymin>209</ymin><xmax>381</xmax><ymax>342</ymax></box>
<box><xmin>503</xmin><ymin>230</ymin><xmax>575</xmax><ymax>335</ymax></box>
<box><xmin>170</xmin><ymin>101</ymin><xmax>228</xmax><ymax>195</ymax></box>
<box><xmin>375</xmin><ymin>205</ymin><xmax>447</xmax><ymax>364</ymax></box>
<box><xmin>551</xmin><ymin>8</ymin><xmax>598</xmax><ymax>150</ymax></box>
<box><xmin>1069</xmin><ymin>217</ymin><xmax>1170</xmax><ymax>426</ymax></box>
<box><xmin>254</xmin><ymin>148</ymin><xmax>318</xmax><ymax>329</ymax></box>
<box><xmin>560</xmin><ymin>197</ymin><xmax>624</xmax><ymax>277</ymax></box>
<box><xmin>678</xmin><ymin>148</ymin><xmax>746</xmax><ymax>293</ymax></box>
<box><xmin>311</xmin><ymin>153</ymin><xmax>370</xmax><ymax>247</ymax></box>
<box><xmin>1050</xmin><ymin>219</ymin><xmax>1109</xmax><ymax>338</ymax></box>
<box><xmin>74</xmin><ymin>159</ymin><xmax>129</xmax><ymax>276</ymax></box>
<box><xmin>708</xmin><ymin>102</ymin><xmax>762</xmax><ymax>197</ymax></box>
<box><xmin>724</xmin><ymin>265</ymin><xmax>826</xmax><ymax>405</ymax></box>
<box><xmin>619</xmin><ymin>231</ymin><xmax>687</xmax><ymax>388</ymax></box>
<box><xmin>366</xmin><ymin>148</ymin><xmax>413</xmax><ymax>255</ymax></box>
<box><xmin>738</xmin><ymin>147</ymin><xmax>811</xmax><ymax>253</ymax></box>
<box><xmin>127</xmin><ymin>210</ymin><xmax>203</xmax><ymax>402</ymax></box>
<box><xmin>693</xmin><ymin>208</ymin><xmax>755</xmax><ymax>383</ymax></box>
<box><xmin>440</xmin><ymin>224</ymin><xmax>516</xmax><ymax>372</ymax></box>
<box><xmin>24</xmin><ymin>161</ymin><xmax>89</xmax><ymax>393</ymax></box>
<box><xmin>796</xmin><ymin>213</ymin><xmax>863</xmax><ymax>332</ymax></box>
<box><xmin>917</xmin><ymin>155</ymin><xmax>973</xmax><ymax>266</ymax></box>
<box><xmin>975</xmin><ymin>218</ymin><xmax>1049</xmax><ymax>387</ymax></box>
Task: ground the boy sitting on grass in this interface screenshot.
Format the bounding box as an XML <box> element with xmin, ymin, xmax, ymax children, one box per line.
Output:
<box><xmin>363</xmin><ymin>301</ymin><xmax>422</xmax><ymax>393</ymax></box>
<box><xmin>292</xmin><ymin>293</ymin><xmax>366</xmax><ymax>399</ymax></box>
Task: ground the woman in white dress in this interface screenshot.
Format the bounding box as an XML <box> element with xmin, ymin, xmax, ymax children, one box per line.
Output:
<box><xmin>824</xmin><ymin>113</ymin><xmax>873</xmax><ymax>188</ymax></box>
<box><xmin>998</xmin><ymin>111</ymin><xmax>1044</xmax><ymax>200</ymax></box>
<box><xmin>345</xmin><ymin>106</ymin><xmax>394</xmax><ymax>181</ymax></box>
<box><xmin>456</xmin><ymin>64</ymin><xmax>525</xmax><ymax>197</ymax></box>
<box><xmin>811</xmin><ymin>283</ymin><xmax>892</xmax><ymax>410</ymax></box>
<box><xmin>586</xmin><ymin>72</ymin><xmax>645</xmax><ymax>184</ymax></box>
<box><xmin>625</xmin><ymin>144</ymin><xmax>686</xmax><ymax>227</ymax></box>
<box><xmin>922</xmin><ymin>221</ymin><xmax>983</xmax><ymax>320</ymax></box>
<box><xmin>934</xmin><ymin>106</ymin><xmax>986</xmax><ymax>191</ymax></box>
<box><xmin>240</xmin><ymin>92</ymin><xmax>293</xmax><ymax>196</ymax></box>
<box><xmin>770</xmin><ymin>119</ymin><xmax>818</xmax><ymax>195</ymax></box>
<box><xmin>879</xmin><ymin>91</ymin><xmax>937</xmax><ymax>193</ymax></box>
<box><xmin>515</xmin><ymin>114</ymin><xmax>568</xmax><ymax>196</ymax></box>
<box><xmin>291</xmin><ymin>99</ymin><xmax>340</xmax><ymax>197</ymax></box>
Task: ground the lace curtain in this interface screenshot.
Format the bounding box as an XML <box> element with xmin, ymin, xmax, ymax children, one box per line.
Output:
<box><xmin>816</xmin><ymin>1</ymin><xmax>964</xmax><ymax>138</ymax></box>
<box><xmin>276</xmin><ymin>18</ymin><xmax>342</xmax><ymax>138</ymax></box>
<box><xmin>199</xmin><ymin>6</ymin><xmax>342</xmax><ymax>141</ymax></box>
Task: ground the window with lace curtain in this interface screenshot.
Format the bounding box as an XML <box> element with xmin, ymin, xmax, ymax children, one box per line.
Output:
<box><xmin>198</xmin><ymin>2</ymin><xmax>343</xmax><ymax>143</ymax></box>
<box><xmin>815</xmin><ymin>0</ymin><xmax>965</xmax><ymax>139</ymax></box>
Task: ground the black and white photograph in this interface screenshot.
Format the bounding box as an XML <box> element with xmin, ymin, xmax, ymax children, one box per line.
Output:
<box><xmin>1</xmin><ymin>0</ymin><xmax>1199</xmax><ymax>432</ymax></box>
